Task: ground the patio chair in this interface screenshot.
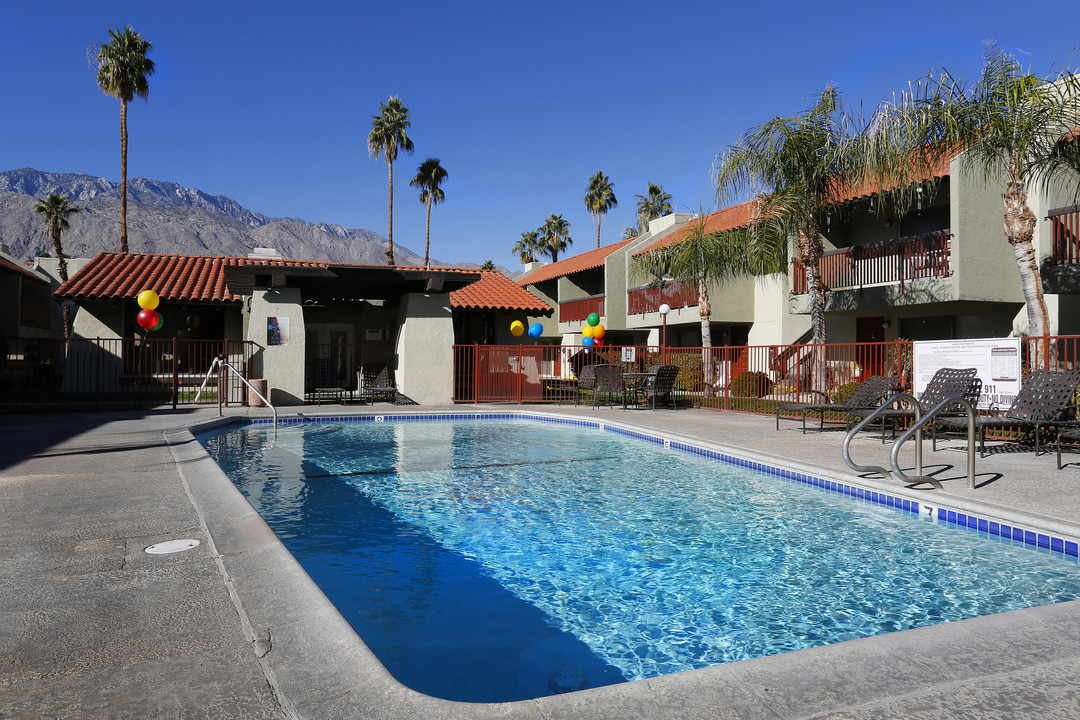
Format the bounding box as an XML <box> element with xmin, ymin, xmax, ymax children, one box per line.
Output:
<box><xmin>933</xmin><ymin>369</ymin><xmax>1080</xmax><ymax>457</ymax></box>
<box><xmin>628</xmin><ymin>365</ymin><xmax>680</xmax><ymax>410</ymax></box>
<box><xmin>851</xmin><ymin>367</ymin><xmax>981</xmax><ymax>442</ymax></box>
<box><xmin>573</xmin><ymin>363</ymin><xmax>599</xmax><ymax>405</ymax></box>
<box><xmin>361</xmin><ymin>364</ymin><xmax>398</xmax><ymax>404</ymax></box>
<box><xmin>591</xmin><ymin>364</ymin><xmax>624</xmax><ymax>409</ymax></box>
<box><xmin>775</xmin><ymin>374</ymin><xmax>900</xmax><ymax>434</ymax></box>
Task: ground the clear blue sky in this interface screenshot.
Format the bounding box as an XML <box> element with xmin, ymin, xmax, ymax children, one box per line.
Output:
<box><xmin>4</xmin><ymin>0</ymin><xmax>1079</xmax><ymax>270</ymax></box>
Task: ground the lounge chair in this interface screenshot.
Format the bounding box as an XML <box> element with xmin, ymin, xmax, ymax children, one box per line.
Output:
<box><xmin>1055</xmin><ymin>427</ymin><xmax>1080</xmax><ymax>469</ymax></box>
<box><xmin>775</xmin><ymin>374</ymin><xmax>900</xmax><ymax>433</ymax></box>
<box><xmin>933</xmin><ymin>369</ymin><xmax>1080</xmax><ymax>457</ymax></box>
<box><xmin>591</xmin><ymin>364</ymin><xmax>624</xmax><ymax>409</ymax></box>
<box><xmin>628</xmin><ymin>365</ymin><xmax>680</xmax><ymax>410</ymax></box>
<box><xmin>851</xmin><ymin>367</ymin><xmax>981</xmax><ymax>442</ymax></box>
<box><xmin>308</xmin><ymin>357</ymin><xmax>348</xmax><ymax>405</ymax></box>
<box><xmin>361</xmin><ymin>364</ymin><xmax>398</xmax><ymax>404</ymax></box>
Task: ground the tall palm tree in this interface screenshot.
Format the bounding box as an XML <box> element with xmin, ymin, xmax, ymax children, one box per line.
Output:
<box><xmin>409</xmin><ymin>158</ymin><xmax>448</xmax><ymax>269</ymax></box>
<box><xmin>540</xmin><ymin>214</ymin><xmax>573</xmax><ymax>263</ymax></box>
<box><xmin>865</xmin><ymin>43</ymin><xmax>1080</xmax><ymax>340</ymax></box>
<box><xmin>94</xmin><ymin>26</ymin><xmax>155</xmax><ymax>254</ymax></box>
<box><xmin>713</xmin><ymin>86</ymin><xmax>861</xmax><ymax>347</ymax></box>
<box><xmin>33</xmin><ymin>193</ymin><xmax>80</xmax><ymax>337</ymax></box>
<box><xmin>584</xmin><ymin>171</ymin><xmax>618</xmax><ymax>249</ymax></box>
<box><xmin>368</xmin><ymin>96</ymin><xmax>414</xmax><ymax>265</ymax></box>
<box><xmin>514</xmin><ymin>230</ymin><xmax>542</xmax><ymax>264</ymax></box>
<box><xmin>634</xmin><ymin>183</ymin><xmax>674</xmax><ymax>232</ymax></box>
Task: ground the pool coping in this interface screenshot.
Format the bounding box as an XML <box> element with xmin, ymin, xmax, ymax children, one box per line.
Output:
<box><xmin>170</xmin><ymin>408</ymin><xmax>1080</xmax><ymax>719</ymax></box>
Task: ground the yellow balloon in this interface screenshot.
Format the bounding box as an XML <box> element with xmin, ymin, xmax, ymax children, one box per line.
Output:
<box><xmin>510</xmin><ymin>320</ymin><xmax>525</xmax><ymax>337</ymax></box>
<box><xmin>592</xmin><ymin>323</ymin><xmax>606</xmax><ymax>339</ymax></box>
<box><xmin>137</xmin><ymin>290</ymin><xmax>160</xmax><ymax>310</ymax></box>
<box><xmin>582</xmin><ymin>325</ymin><xmax>595</xmax><ymax>338</ymax></box>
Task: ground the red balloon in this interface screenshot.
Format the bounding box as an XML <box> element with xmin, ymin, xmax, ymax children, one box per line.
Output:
<box><xmin>137</xmin><ymin>309</ymin><xmax>159</xmax><ymax>330</ymax></box>
<box><xmin>593</xmin><ymin>338</ymin><xmax>604</xmax><ymax>347</ymax></box>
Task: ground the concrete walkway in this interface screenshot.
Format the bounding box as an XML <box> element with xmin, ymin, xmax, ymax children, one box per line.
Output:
<box><xmin>2</xmin><ymin>404</ymin><xmax>1080</xmax><ymax>719</ymax></box>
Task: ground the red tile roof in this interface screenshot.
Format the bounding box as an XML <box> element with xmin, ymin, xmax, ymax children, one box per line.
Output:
<box><xmin>55</xmin><ymin>252</ymin><xmax>551</xmax><ymax>313</ymax></box>
<box><xmin>633</xmin><ymin>203</ymin><xmax>754</xmax><ymax>256</ymax></box>
<box><xmin>0</xmin><ymin>256</ymin><xmax>49</xmax><ymax>283</ymax></box>
<box><xmin>517</xmin><ymin>238</ymin><xmax>636</xmax><ymax>286</ymax></box>
<box><xmin>450</xmin><ymin>270</ymin><xmax>551</xmax><ymax>313</ymax></box>
<box><xmin>55</xmin><ymin>252</ymin><xmax>327</xmax><ymax>302</ymax></box>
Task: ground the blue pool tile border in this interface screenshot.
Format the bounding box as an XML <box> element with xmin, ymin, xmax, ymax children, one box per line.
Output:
<box><xmin>241</xmin><ymin>411</ymin><xmax>1079</xmax><ymax>559</ymax></box>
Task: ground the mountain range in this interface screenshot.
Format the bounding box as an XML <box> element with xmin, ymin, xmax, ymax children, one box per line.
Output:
<box><xmin>0</xmin><ymin>168</ymin><xmax>493</xmax><ymax>271</ymax></box>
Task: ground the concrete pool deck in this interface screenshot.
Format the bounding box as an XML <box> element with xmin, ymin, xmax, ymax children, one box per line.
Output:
<box><xmin>3</xmin><ymin>403</ymin><xmax>1080</xmax><ymax>719</ymax></box>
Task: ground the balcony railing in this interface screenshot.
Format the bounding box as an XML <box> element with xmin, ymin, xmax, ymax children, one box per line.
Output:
<box><xmin>792</xmin><ymin>230</ymin><xmax>952</xmax><ymax>294</ymax></box>
<box><xmin>627</xmin><ymin>280</ymin><xmax>696</xmax><ymax>314</ymax></box>
<box><xmin>1048</xmin><ymin>204</ymin><xmax>1080</xmax><ymax>265</ymax></box>
<box><xmin>559</xmin><ymin>294</ymin><xmax>605</xmax><ymax>323</ymax></box>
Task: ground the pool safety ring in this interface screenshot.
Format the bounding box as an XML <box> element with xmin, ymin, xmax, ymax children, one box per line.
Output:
<box><xmin>144</xmin><ymin>539</ymin><xmax>201</xmax><ymax>555</ymax></box>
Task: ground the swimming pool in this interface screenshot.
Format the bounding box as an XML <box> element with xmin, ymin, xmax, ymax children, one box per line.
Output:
<box><xmin>199</xmin><ymin>414</ymin><xmax>1080</xmax><ymax>703</ymax></box>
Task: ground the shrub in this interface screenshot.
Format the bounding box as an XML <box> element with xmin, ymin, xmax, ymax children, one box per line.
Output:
<box><xmin>834</xmin><ymin>381</ymin><xmax>861</xmax><ymax>405</ymax></box>
<box><xmin>731</xmin><ymin>370</ymin><xmax>772</xmax><ymax>398</ymax></box>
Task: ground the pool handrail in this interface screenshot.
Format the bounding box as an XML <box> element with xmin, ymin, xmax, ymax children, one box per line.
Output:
<box><xmin>194</xmin><ymin>354</ymin><xmax>278</xmax><ymax>428</ymax></box>
<box><xmin>843</xmin><ymin>392</ymin><xmax>976</xmax><ymax>490</ymax></box>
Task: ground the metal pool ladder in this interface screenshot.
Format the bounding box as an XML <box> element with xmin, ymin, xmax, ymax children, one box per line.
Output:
<box><xmin>195</xmin><ymin>354</ymin><xmax>277</xmax><ymax>428</ymax></box>
<box><xmin>842</xmin><ymin>393</ymin><xmax>976</xmax><ymax>490</ymax></box>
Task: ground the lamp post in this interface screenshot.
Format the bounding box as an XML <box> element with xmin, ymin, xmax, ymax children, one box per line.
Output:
<box><xmin>659</xmin><ymin>303</ymin><xmax>670</xmax><ymax>363</ymax></box>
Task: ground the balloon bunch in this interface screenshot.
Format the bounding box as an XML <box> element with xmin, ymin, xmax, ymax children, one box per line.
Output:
<box><xmin>511</xmin><ymin>320</ymin><xmax>545</xmax><ymax>339</ymax></box>
<box><xmin>582</xmin><ymin>312</ymin><xmax>605</xmax><ymax>347</ymax></box>
<box><xmin>135</xmin><ymin>289</ymin><xmax>164</xmax><ymax>332</ymax></box>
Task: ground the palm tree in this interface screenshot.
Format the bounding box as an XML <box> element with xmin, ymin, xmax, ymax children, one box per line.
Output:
<box><xmin>622</xmin><ymin>225</ymin><xmax>642</xmax><ymax>240</ymax></box>
<box><xmin>514</xmin><ymin>230</ymin><xmax>542</xmax><ymax>264</ymax></box>
<box><xmin>584</xmin><ymin>171</ymin><xmax>618</xmax><ymax>249</ymax></box>
<box><xmin>33</xmin><ymin>193</ymin><xmax>80</xmax><ymax>337</ymax></box>
<box><xmin>480</xmin><ymin>260</ymin><xmax>496</xmax><ymax>271</ymax></box>
<box><xmin>94</xmin><ymin>26</ymin><xmax>155</xmax><ymax>254</ymax></box>
<box><xmin>865</xmin><ymin>43</ymin><xmax>1080</xmax><ymax>341</ymax></box>
<box><xmin>368</xmin><ymin>96</ymin><xmax>415</xmax><ymax>265</ymax></box>
<box><xmin>634</xmin><ymin>183</ymin><xmax>674</xmax><ymax>232</ymax></box>
<box><xmin>540</xmin><ymin>214</ymin><xmax>573</xmax><ymax>263</ymax></box>
<box><xmin>713</xmin><ymin>86</ymin><xmax>861</xmax><ymax>347</ymax></box>
<box><xmin>409</xmin><ymin>158</ymin><xmax>448</xmax><ymax>269</ymax></box>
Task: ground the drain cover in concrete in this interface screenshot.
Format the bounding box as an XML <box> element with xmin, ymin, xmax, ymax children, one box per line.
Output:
<box><xmin>144</xmin><ymin>539</ymin><xmax>201</xmax><ymax>554</ymax></box>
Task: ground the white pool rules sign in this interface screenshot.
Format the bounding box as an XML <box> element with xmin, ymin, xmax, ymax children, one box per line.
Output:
<box><xmin>912</xmin><ymin>337</ymin><xmax>1022</xmax><ymax>409</ymax></box>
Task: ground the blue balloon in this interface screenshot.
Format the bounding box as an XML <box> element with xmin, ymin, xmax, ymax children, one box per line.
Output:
<box><xmin>582</xmin><ymin>336</ymin><xmax>595</xmax><ymax>347</ymax></box>
<box><xmin>528</xmin><ymin>322</ymin><xmax>543</xmax><ymax>338</ymax></box>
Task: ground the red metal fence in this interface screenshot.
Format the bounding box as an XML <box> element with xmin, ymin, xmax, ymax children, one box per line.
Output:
<box><xmin>1049</xmin><ymin>204</ymin><xmax>1080</xmax><ymax>265</ymax></box>
<box><xmin>453</xmin><ymin>336</ymin><xmax>1080</xmax><ymax>413</ymax></box>
<box><xmin>626</xmin><ymin>281</ymin><xmax>697</xmax><ymax>315</ymax></box>
<box><xmin>793</xmin><ymin>231</ymin><xmax>952</xmax><ymax>294</ymax></box>
<box><xmin>559</xmin><ymin>295</ymin><xmax>606</xmax><ymax>323</ymax></box>
<box><xmin>0</xmin><ymin>336</ymin><xmax>255</xmax><ymax>409</ymax></box>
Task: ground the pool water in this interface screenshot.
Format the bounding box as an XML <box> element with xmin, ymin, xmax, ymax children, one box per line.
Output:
<box><xmin>199</xmin><ymin>417</ymin><xmax>1080</xmax><ymax>702</ymax></box>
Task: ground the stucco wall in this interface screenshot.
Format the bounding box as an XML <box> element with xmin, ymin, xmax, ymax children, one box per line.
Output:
<box><xmin>395</xmin><ymin>293</ymin><xmax>454</xmax><ymax>405</ymax></box>
<box><xmin>952</xmin><ymin>157</ymin><xmax>1024</xmax><ymax>304</ymax></box>
<box><xmin>246</xmin><ymin>288</ymin><xmax>306</xmax><ymax>405</ymax></box>
<box><xmin>72</xmin><ymin>301</ymin><xmax>124</xmax><ymax>339</ymax></box>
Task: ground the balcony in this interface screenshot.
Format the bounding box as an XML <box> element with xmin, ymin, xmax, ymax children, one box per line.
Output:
<box><xmin>559</xmin><ymin>294</ymin><xmax>605</xmax><ymax>323</ymax></box>
<box><xmin>1048</xmin><ymin>204</ymin><xmax>1080</xmax><ymax>265</ymax></box>
<box><xmin>627</xmin><ymin>280</ymin><xmax>696</xmax><ymax>315</ymax></box>
<box><xmin>792</xmin><ymin>230</ymin><xmax>951</xmax><ymax>294</ymax></box>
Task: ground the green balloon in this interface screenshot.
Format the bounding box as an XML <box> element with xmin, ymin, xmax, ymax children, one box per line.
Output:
<box><xmin>587</xmin><ymin>312</ymin><xmax>600</xmax><ymax>327</ymax></box>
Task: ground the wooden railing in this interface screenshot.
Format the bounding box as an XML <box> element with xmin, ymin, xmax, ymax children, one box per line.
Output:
<box><xmin>1048</xmin><ymin>204</ymin><xmax>1080</xmax><ymax>265</ymax></box>
<box><xmin>793</xmin><ymin>231</ymin><xmax>951</xmax><ymax>294</ymax></box>
<box><xmin>559</xmin><ymin>294</ymin><xmax>605</xmax><ymax>323</ymax></box>
<box><xmin>627</xmin><ymin>280</ymin><xmax>697</xmax><ymax>314</ymax></box>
